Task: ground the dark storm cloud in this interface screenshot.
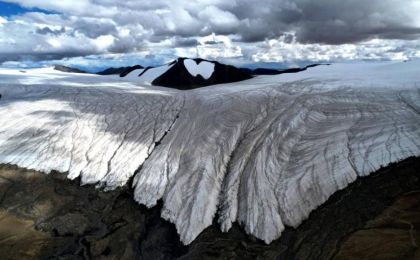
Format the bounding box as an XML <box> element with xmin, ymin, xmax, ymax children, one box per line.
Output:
<box><xmin>293</xmin><ymin>0</ymin><xmax>420</xmax><ymax>44</ymax></box>
<box><xmin>229</xmin><ymin>0</ymin><xmax>420</xmax><ymax>44</ymax></box>
<box><xmin>0</xmin><ymin>51</ymin><xmax>93</xmax><ymax>63</ymax></box>
<box><xmin>174</xmin><ymin>37</ymin><xmax>198</xmax><ymax>47</ymax></box>
<box><xmin>71</xmin><ymin>19</ymin><xmax>117</xmax><ymax>38</ymax></box>
<box><xmin>36</xmin><ymin>26</ymin><xmax>65</xmax><ymax>35</ymax></box>
<box><xmin>4</xmin><ymin>0</ymin><xmax>420</xmax><ymax>45</ymax></box>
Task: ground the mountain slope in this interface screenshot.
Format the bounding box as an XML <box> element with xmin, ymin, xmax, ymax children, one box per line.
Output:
<box><xmin>119</xmin><ymin>58</ymin><xmax>253</xmax><ymax>89</ymax></box>
<box><xmin>96</xmin><ymin>65</ymin><xmax>143</xmax><ymax>76</ymax></box>
<box><xmin>119</xmin><ymin>65</ymin><xmax>144</xmax><ymax>77</ymax></box>
<box><xmin>241</xmin><ymin>64</ymin><xmax>329</xmax><ymax>75</ymax></box>
<box><xmin>53</xmin><ymin>65</ymin><xmax>87</xmax><ymax>74</ymax></box>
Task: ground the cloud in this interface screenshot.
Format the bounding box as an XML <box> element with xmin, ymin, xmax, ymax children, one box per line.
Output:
<box><xmin>36</xmin><ymin>26</ymin><xmax>65</xmax><ymax>35</ymax></box>
<box><xmin>196</xmin><ymin>33</ymin><xmax>242</xmax><ymax>59</ymax></box>
<box><xmin>0</xmin><ymin>16</ymin><xmax>7</xmax><ymax>25</ymax></box>
<box><xmin>250</xmin><ymin>32</ymin><xmax>420</xmax><ymax>63</ymax></box>
<box><xmin>0</xmin><ymin>14</ymin><xmax>121</xmax><ymax>62</ymax></box>
<box><xmin>0</xmin><ymin>0</ymin><xmax>419</xmax><ymax>65</ymax></box>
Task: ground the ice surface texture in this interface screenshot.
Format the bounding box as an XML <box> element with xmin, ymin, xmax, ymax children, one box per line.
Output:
<box><xmin>0</xmin><ymin>61</ymin><xmax>419</xmax><ymax>244</ymax></box>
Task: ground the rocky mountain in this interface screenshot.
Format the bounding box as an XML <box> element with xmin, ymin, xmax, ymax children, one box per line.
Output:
<box><xmin>53</xmin><ymin>65</ymin><xmax>87</xmax><ymax>74</ymax></box>
<box><xmin>240</xmin><ymin>67</ymin><xmax>284</xmax><ymax>75</ymax></box>
<box><xmin>96</xmin><ymin>65</ymin><xmax>143</xmax><ymax>76</ymax></box>
<box><xmin>53</xmin><ymin>59</ymin><xmax>329</xmax><ymax>89</ymax></box>
<box><xmin>151</xmin><ymin>58</ymin><xmax>253</xmax><ymax>89</ymax></box>
<box><xmin>118</xmin><ymin>65</ymin><xmax>144</xmax><ymax>77</ymax></box>
<box><xmin>241</xmin><ymin>63</ymin><xmax>329</xmax><ymax>75</ymax></box>
<box><xmin>119</xmin><ymin>58</ymin><xmax>253</xmax><ymax>89</ymax></box>
<box><xmin>52</xmin><ymin>60</ymin><xmax>329</xmax><ymax>88</ymax></box>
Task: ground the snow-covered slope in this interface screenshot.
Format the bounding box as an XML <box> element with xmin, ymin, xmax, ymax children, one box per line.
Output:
<box><xmin>0</xmin><ymin>61</ymin><xmax>419</xmax><ymax>245</ymax></box>
<box><xmin>137</xmin><ymin>63</ymin><xmax>174</xmax><ymax>84</ymax></box>
<box><xmin>124</xmin><ymin>68</ymin><xmax>144</xmax><ymax>80</ymax></box>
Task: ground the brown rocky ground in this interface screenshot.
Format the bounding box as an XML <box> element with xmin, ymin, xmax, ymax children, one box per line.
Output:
<box><xmin>0</xmin><ymin>157</ymin><xmax>419</xmax><ymax>260</ymax></box>
<box><xmin>334</xmin><ymin>191</ymin><xmax>420</xmax><ymax>260</ymax></box>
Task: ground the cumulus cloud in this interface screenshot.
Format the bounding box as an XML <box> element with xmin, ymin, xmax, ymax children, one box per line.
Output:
<box><xmin>0</xmin><ymin>14</ymin><xmax>122</xmax><ymax>62</ymax></box>
<box><xmin>0</xmin><ymin>16</ymin><xmax>7</xmax><ymax>25</ymax></box>
<box><xmin>0</xmin><ymin>0</ymin><xmax>419</xmax><ymax>65</ymax></box>
<box><xmin>35</xmin><ymin>26</ymin><xmax>65</xmax><ymax>35</ymax></box>
<box><xmin>196</xmin><ymin>33</ymin><xmax>242</xmax><ymax>59</ymax></box>
<box><xmin>250</xmin><ymin>32</ymin><xmax>420</xmax><ymax>63</ymax></box>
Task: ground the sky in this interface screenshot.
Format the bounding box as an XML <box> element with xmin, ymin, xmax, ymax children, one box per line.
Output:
<box><xmin>1</xmin><ymin>0</ymin><xmax>420</xmax><ymax>71</ymax></box>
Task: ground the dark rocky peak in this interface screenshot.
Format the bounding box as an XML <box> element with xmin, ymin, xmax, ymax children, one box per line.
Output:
<box><xmin>53</xmin><ymin>65</ymin><xmax>88</xmax><ymax>74</ymax></box>
<box><xmin>151</xmin><ymin>57</ymin><xmax>253</xmax><ymax>89</ymax></box>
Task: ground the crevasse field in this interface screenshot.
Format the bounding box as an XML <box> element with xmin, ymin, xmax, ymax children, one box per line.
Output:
<box><xmin>0</xmin><ymin>61</ymin><xmax>419</xmax><ymax>244</ymax></box>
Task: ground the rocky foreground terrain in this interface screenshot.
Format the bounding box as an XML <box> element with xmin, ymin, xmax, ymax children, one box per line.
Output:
<box><xmin>1</xmin><ymin>157</ymin><xmax>419</xmax><ymax>260</ymax></box>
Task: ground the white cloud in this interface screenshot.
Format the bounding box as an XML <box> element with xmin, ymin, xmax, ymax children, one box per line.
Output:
<box><xmin>92</xmin><ymin>35</ymin><xmax>115</xmax><ymax>51</ymax></box>
<box><xmin>0</xmin><ymin>16</ymin><xmax>7</xmax><ymax>26</ymax></box>
<box><xmin>250</xmin><ymin>33</ymin><xmax>420</xmax><ymax>63</ymax></box>
<box><xmin>196</xmin><ymin>33</ymin><xmax>242</xmax><ymax>59</ymax></box>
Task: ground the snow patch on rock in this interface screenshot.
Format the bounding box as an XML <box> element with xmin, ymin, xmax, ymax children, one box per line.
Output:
<box><xmin>183</xmin><ymin>59</ymin><xmax>215</xmax><ymax>79</ymax></box>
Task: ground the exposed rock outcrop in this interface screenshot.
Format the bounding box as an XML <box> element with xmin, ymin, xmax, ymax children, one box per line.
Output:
<box><xmin>0</xmin><ymin>157</ymin><xmax>419</xmax><ymax>259</ymax></box>
<box><xmin>240</xmin><ymin>64</ymin><xmax>329</xmax><ymax>75</ymax></box>
<box><xmin>151</xmin><ymin>58</ymin><xmax>253</xmax><ymax>89</ymax></box>
<box><xmin>96</xmin><ymin>65</ymin><xmax>144</xmax><ymax>76</ymax></box>
<box><xmin>53</xmin><ymin>65</ymin><xmax>88</xmax><ymax>74</ymax></box>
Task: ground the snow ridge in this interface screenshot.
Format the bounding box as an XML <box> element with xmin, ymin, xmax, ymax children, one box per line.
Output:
<box><xmin>0</xmin><ymin>61</ymin><xmax>419</xmax><ymax>245</ymax></box>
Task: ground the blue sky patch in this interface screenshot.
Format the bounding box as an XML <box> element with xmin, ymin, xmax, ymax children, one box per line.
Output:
<box><xmin>0</xmin><ymin>1</ymin><xmax>56</xmax><ymax>16</ymax></box>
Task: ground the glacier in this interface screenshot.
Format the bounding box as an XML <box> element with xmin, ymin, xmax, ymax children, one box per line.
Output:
<box><xmin>0</xmin><ymin>61</ymin><xmax>419</xmax><ymax>245</ymax></box>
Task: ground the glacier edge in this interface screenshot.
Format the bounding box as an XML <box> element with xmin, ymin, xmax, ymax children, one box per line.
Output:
<box><xmin>0</xmin><ymin>62</ymin><xmax>419</xmax><ymax>245</ymax></box>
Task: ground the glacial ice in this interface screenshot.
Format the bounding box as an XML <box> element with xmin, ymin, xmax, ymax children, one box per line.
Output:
<box><xmin>0</xmin><ymin>61</ymin><xmax>419</xmax><ymax>244</ymax></box>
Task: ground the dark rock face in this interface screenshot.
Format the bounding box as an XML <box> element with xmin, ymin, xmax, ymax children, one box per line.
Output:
<box><xmin>0</xmin><ymin>167</ymin><xmax>187</xmax><ymax>259</ymax></box>
<box><xmin>240</xmin><ymin>68</ymin><xmax>283</xmax><ymax>75</ymax></box>
<box><xmin>334</xmin><ymin>191</ymin><xmax>420</xmax><ymax>260</ymax></box>
<box><xmin>97</xmin><ymin>65</ymin><xmax>144</xmax><ymax>77</ymax></box>
<box><xmin>120</xmin><ymin>65</ymin><xmax>144</xmax><ymax>77</ymax></box>
<box><xmin>241</xmin><ymin>64</ymin><xmax>329</xmax><ymax>75</ymax></box>
<box><xmin>53</xmin><ymin>65</ymin><xmax>88</xmax><ymax>74</ymax></box>
<box><xmin>152</xmin><ymin>58</ymin><xmax>253</xmax><ymax>89</ymax></box>
<box><xmin>97</xmin><ymin>67</ymin><xmax>129</xmax><ymax>75</ymax></box>
<box><xmin>0</xmin><ymin>157</ymin><xmax>419</xmax><ymax>259</ymax></box>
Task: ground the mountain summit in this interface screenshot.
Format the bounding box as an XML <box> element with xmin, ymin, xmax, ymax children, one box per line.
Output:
<box><xmin>151</xmin><ymin>58</ymin><xmax>253</xmax><ymax>89</ymax></box>
<box><xmin>119</xmin><ymin>58</ymin><xmax>253</xmax><ymax>89</ymax></box>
